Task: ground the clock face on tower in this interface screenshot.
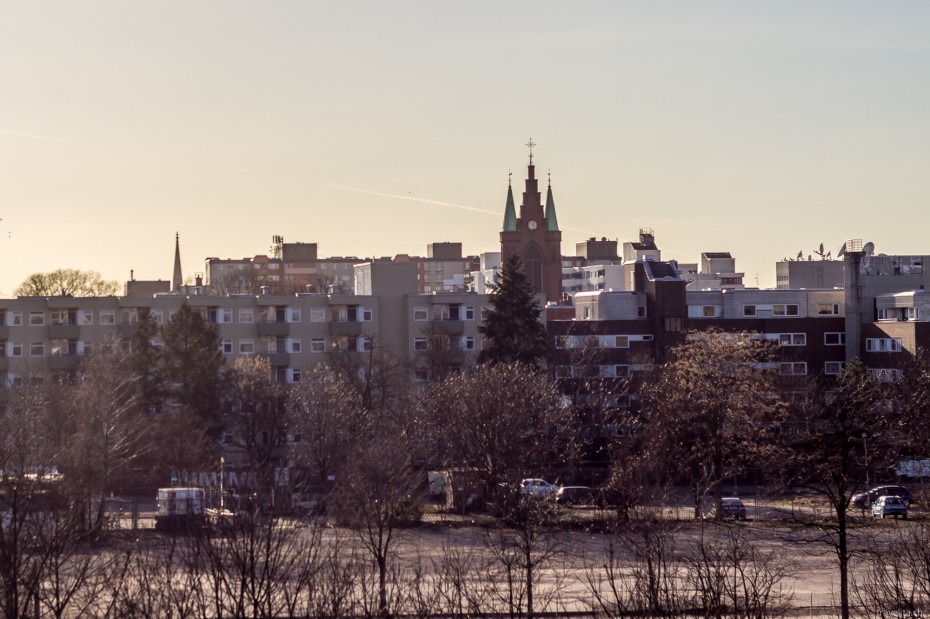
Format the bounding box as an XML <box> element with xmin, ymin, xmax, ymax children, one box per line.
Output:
<box><xmin>527</xmin><ymin>220</ymin><xmax>538</xmax><ymax>230</ymax></box>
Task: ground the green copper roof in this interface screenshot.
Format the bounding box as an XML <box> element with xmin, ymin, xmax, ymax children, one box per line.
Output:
<box><xmin>502</xmin><ymin>183</ymin><xmax>517</xmax><ymax>232</ymax></box>
<box><xmin>545</xmin><ymin>184</ymin><xmax>559</xmax><ymax>232</ymax></box>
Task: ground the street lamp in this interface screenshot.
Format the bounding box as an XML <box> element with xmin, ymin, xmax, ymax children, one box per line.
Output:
<box><xmin>862</xmin><ymin>432</ymin><xmax>870</xmax><ymax>489</ymax></box>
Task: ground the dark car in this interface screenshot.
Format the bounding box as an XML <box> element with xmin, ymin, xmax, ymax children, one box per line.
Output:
<box><xmin>852</xmin><ymin>485</ymin><xmax>913</xmax><ymax>508</ymax></box>
<box><xmin>556</xmin><ymin>486</ymin><xmax>595</xmax><ymax>506</ymax></box>
<box><xmin>715</xmin><ymin>497</ymin><xmax>747</xmax><ymax>520</ymax></box>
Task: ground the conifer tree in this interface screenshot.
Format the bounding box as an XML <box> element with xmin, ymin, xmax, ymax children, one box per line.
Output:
<box><xmin>477</xmin><ymin>253</ymin><xmax>549</xmax><ymax>366</ymax></box>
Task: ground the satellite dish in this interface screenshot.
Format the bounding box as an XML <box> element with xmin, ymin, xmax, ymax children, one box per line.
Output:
<box><xmin>863</xmin><ymin>242</ymin><xmax>875</xmax><ymax>256</ymax></box>
<box><xmin>837</xmin><ymin>243</ymin><xmax>846</xmax><ymax>258</ymax></box>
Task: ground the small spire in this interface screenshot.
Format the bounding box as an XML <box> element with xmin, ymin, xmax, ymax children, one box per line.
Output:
<box><xmin>172</xmin><ymin>232</ymin><xmax>183</xmax><ymax>292</ymax></box>
<box><xmin>545</xmin><ymin>179</ymin><xmax>559</xmax><ymax>232</ymax></box>
<box><xmin>502</xmin><ymin>179</ymin><xmax>517</xmax><ymax>232</ymax></box>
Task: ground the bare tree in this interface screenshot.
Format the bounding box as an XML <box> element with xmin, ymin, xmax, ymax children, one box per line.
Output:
<box><xmin>422</xmin><ymin>362</ymin><xmax>578</xmax><ymax>502</ymax></box>
<box><xmin>13</xmin><ymin>268</ymin><xmax>119</xmax><ymax>297</ymax></box>
<box><xmin>61</xmin><ymin>340</ymin><xmax>151</xmax><ymax>534</ymax></box>
<box><xmin>639</xmin><ymin>331</ymin><xmax>785</xmax><ymax>518</ymax></box>
<box><xmin>787</xmin><ymin>358</ymin><xmax>897</xmax><ymax>619</ymax></box>
<box><xmin>287</xmin><ymin>364</ymin><xmax>366</xmax><ymax>496</ymax></box>
<box><xmin>225</xmin><ymin>356</ymin><xmax>288</xmax><ymax>506</ymax></box>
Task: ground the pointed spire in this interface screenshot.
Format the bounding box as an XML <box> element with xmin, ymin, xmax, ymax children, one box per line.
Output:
<box><xmin>502</xmin><ymin>171</ymin><xmax>517</xmax><ymax>232</ymax></box>
<box><xmin>545</xmin><ymin>173</ymin><xmax>559</xmax><ymax>232</ymax></box>
<box><xmin>172</xmin><ymin>232</ymin><xmax>183</xmax><ymax>292</ymax></box>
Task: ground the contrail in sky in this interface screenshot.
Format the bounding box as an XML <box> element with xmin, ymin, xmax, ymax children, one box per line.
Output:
<box><xmin>326</xmin><ymin>183</ymin><xmax>598</xmax><ymax>234</ymax></box>
<box><xmin>327</xmin><ymin>184</ymin><xmax>498</xmax><ymax>216</ymax></box>
<box><xmin>0</xmin><ymin>129</ymin><xmax>68</xmax><ymax>143</ymax></box>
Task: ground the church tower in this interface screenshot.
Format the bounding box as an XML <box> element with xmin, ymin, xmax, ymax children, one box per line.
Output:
<box><xmin>500</xmin><ymin>139</ymin><xmax>563</xmax><ymax>302</ymax></box>
<box><xmin>172</xmin><ymin>232</ymin><xmax>183</xmax><ymax>292</ymax></box>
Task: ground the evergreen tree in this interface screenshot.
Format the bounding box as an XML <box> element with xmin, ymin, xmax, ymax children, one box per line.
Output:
<box><xmin>478</xmin><ymin>253</ymin><xmax>550</xmax><ymax>366</ymax></box>
<box><xmin>159</xmin><ymin>303</ymin><xmax>227</xmax><ymax>436</ymax></box>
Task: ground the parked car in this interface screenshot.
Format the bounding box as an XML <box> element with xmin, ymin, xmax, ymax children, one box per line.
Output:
<box><xmin>520</xmin><ymin>478</ymin><xmax>560</xmax><ymax>499</ymax></box>
<box><xmin>557</xmin><ymin>486</ymin><xmax>595</xmax><ymax>506</ymax></box>
<box><xmin>871</xmin><ymin>495</ymin><xmax>909</xmax><ymax>519</ymax></box>
<box><xmin>852</xmin><ymin>485</ymin><xmax>913</xmax><ymax>508</ymax></box>
<box><xmin>716</xmin><ymin>497</ymin><xmax>747</xmax><ymax>520</ymax></box>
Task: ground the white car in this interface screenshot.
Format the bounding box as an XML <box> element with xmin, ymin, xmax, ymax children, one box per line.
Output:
<box><xmin>520</xmin><ymin>478</ymin><xmax>560</xmax><ymax>499</ymax></box>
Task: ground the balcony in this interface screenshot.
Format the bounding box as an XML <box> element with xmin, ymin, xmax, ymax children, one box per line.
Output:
<box><xmin>48</xmin><ymin>356</ymin><xmax>81</xmax><ymax>371</ymax></box>
<box><xmin>263</xmin><ymin>352</ymin><xmax>291</xmax><ymax>367</ymax></box>
<box><xmin>329</xmin><ymin>321</ymin><xmax>363</xmax><ymax>336</ymax></box>
<box><xmin>257</xmin><ymin>322</ymin><xmax>290</xmax><ymax>337</ymax></box>
<box><xmin>117</xmin><ymin>324</ymin><xmax>137</xmax><ymax>338</ymax></box>
<box><xmin>0</xmin><ymin>326</ymin><xmax>8</xmax><ymax>339</ymax></box>
<box><xmin>430</xmin><ymin>320</ymin><xmax>465</xmax><ymax>335</ymax></box>
<box><xmin>0</xmin><ymin>358</ymin><xmax>7</xmax><ymax>372</ymax></box>
<box><xmin>47</xmin><ymin>324</ymin><xmax>81</xmax><ymax>339</ymax></box>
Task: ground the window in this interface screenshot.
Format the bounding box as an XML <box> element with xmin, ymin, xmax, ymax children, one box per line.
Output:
<box><xmin>220</xmin><ymin>340</ymin><xmax>233</xmax><ymax>354</ymax></box>
<box><xmin>50</xmin><ymin>339</ymin><xmax>68</xmax><ymax>357</ymax></box>
<box><xmin>100</xmin><ymin>311</ymin><xmax>115</xmax><ymax>325</ymax></box>
<box><xmin>50</xmin><ymin>309</ymin><xmax>69</xmax><ymax>325</ymax></box>
<box><xmin>239</xmin><ymin>339</ymin><xmax>255</xmax><ymax>354</ymax></box>
<box><xmin>359</xmin><ymin>337</ymin><xmax>372</xmax><ymax>352</ymax></box>
<box><xmin>361</xmin><ymin>307</ymin><xmax>372</xmax><ymax>322</ymax></box>
<box><xmin>556</xmin><ymin>335</ymin><xmax>572</xmax><ymax>349</ymax></box>
<box><xmin>866</xmin><ymin>338</ymin><xmax>903</xmax><ymax>353</ymax></box>
<box><xmin>824</xmin><ymin>332</ymin><xmax>846</xmax><ymax>346</ymax></box>
<box><xmin>614</xmin><ymin>365</ymin><xmax>629</xmax><ymax>377</ymax></box>
<box><xmin>555</xmin><ymin>366</ymin><xmax>573</xmax><ymax>378</ymax></box>
<box><xmin>773</xmin><ymin>304</ymin><xmax>800</xmax><ymax>317</ymax></box>
<box><xmin>9</xmin><ymin>312</ymin><xmax>23</xmax><ymax>326</ymax></box>
<box><xmin>614</xmin><ymin>336</ymin><xmax>629</xmax><ymax>348</ymax></box>
<box><xmin>871</xmin><ymin>368</ymin><xmax>903</xmax><ymax>383</ymax></box>
<box><xmin>743</xmin><ymin>305</ymin><xmax>757</xmax><ymax>317</ymax></box>
<box><xmin>218</xmin><ymin>309</ymin><xmax>232</xmax><ymax>324</ymax></box>
<box><xmin>30</xmin><ymin>342</ymin><xmax>45</xmax><ymax>357</ymax></box>
<box><xmin>120</xmin><ymin>308</ymin><xmax>139</xmax><ymax>324</ymax></box>
<box><xmin>464</xmin><ymin>306</ymin><xmax>475</xmax><ymax>320</ymax></box>
<box><xmin>825</xmin><ymin>361</ymin><xmax>846</xmax><ymax>375</ymax></box>
<box><xmin>290</xmin><ymin>368</ymin><xmax>301</xmax><ymax>383</ymax></box>
<box><xmin>288</xmin><ymin>339</ymin><xmax>301</xmax><ymax>353</ymax></box>
<box><xmin>78</xmin><ymin>341</ymin><xmax>93</xmax><ymax>356</ymax></box>
<box><xmin>663</xmin><ymin>317</ymin><xmax>683</xmax><ymax>332</ymax></box>
<box><xmin>779</xmin><ymin>362</ymin><xmax>807</xmax><ymax>375</ymax></box>
<box><xmin>414</xmin><ymin>337</ymin><xmax>428</xmax><ymax>352</ymax></box>
<box><xmin>703</xmin><ymin>306</ymin><xmax>717</xmax><ymax>317</ymax></box>
<box><xmin>584</xmin><ymin>335</ymin><xmax>600</xmax><ymax>349</ymax></box>
<box><xmin>239</xmin><ymin>309</ymin><xmax>254</xmax><ymax>323</ymax></box>
<box><xmin>310</xmin><ymin>308</ymin><xmax>326</xmax><ymax>322</ymax></box>
<box><xmin>287</xmin><ymin>308</ymin><xmax>301</xmax><ymax>323</ymax></box>
<box><xmin>778</xmin><ymin>333</ymin><xmax>807</xmax><ymax>346</ymax></box>
<box><xmin>462</xmin><ymin>336</ymin><xmax>476</xmax><ymax>350</ymax></box>
<box><xmin>908</xmin><ymin>307</ymin><xmax>920</xmax><ymax>320</ymax></box>
<box><xmin>817</xmin><ymin>303</ymin><xmax>841</xmax><ymax>316</ymax></box>
<box><xmin>414</xmin><ymin>367</ymin><xmax>429</xmax><ymax>382</ymax></box>
<box><xmin>8</xmin><ymin>342</ymin><xmax>22</xmax><ymax>357</ymax></box>
<box><xmin>29</xmin><ymin>312</ymin><xmax>45</xmax><ymax>326</ymax></box>
<box><xmin>310</xmin><ymin>338</ymin><xmax>325</xmax><ymax>353</ymax></box>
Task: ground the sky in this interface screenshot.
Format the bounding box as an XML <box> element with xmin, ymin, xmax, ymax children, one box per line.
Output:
<box><xmin>2</xmin><ymin>1</ymin><xmax>929</xmax><ymax>295</ymax></box>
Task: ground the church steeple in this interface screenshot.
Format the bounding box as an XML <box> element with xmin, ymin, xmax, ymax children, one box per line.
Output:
<box><xmin>545</xmin><ymin>172</ymin><xmax>559</xmax><ymax>232</ymax></box>
<box><xmin>502</xmin><ymin>172</ymin><xmax>517</xmax><ymax>232</ymax></box>
<box><xmin>172</xmin><ymin>232</ymin><xmax>183</xmax><ymax>292</ymax></box>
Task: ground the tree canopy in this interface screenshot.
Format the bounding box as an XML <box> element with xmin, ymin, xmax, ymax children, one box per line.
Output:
<box><xmin>14</xmin><ymin>269</ymin><xmax>119</xmax><ymax>297</ymax></box>
<box><xmin>477</xmin><ymin>253</ymin><xmax>549</xmax><ymax>366</ymax></box>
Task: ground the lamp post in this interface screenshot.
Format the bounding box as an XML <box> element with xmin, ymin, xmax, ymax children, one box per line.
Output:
<box><xmin>862</xmin><ymin>433</ymin><xmax>870</xmax><ymax>489</ymax></box>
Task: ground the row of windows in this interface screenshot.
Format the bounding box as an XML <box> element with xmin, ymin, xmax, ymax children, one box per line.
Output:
<box><xmin>555</xmin><ymin>364</ymin><xmax>653</xmax><ymax>379</ymax></box>
<box><xmin>865</xmin><ymin>337</ymin><xmax>903</xmax><ymax>353</ymax></box>
<box><xmin>413</xmin><ymin>336</ymin><xmax>478</xmax><ymax>352</ymax></box>
<box><xmin>0</xmin><ymin>306</ymin><xmax>374</xmax><ymax>327</ymax></box>
<box><xmin>555</xmin><ymin>334</ymin><xmax>654</xmax><ymax>350</ymax></box>
<box><xmin>412</xmin><ymin>305</ymin><xmax>479</xmax><ymax>321</ymax></box>
<box><xmin>878</xmin><ymin>307</ymin><xmax>920</xmax><ymax>321</ymax></box>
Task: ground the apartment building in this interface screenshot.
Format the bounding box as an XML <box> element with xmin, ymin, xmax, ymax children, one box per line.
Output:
<box><xmin>0</xmin><ymin>261</ymin><xmax>490</xmax><ymax>398</ymax></box>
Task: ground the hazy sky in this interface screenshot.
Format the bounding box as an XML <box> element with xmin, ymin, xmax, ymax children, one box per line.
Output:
<box><xmin>2</xmin><ymin>2</ymin><xmax>929</xmax><ymax>295</ymax></box>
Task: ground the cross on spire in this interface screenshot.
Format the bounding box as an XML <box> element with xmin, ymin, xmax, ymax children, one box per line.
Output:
<box><xmin>525</xmin><ymin>138</ymin><xmax>536</xmax><ymax>165</ymax></box>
